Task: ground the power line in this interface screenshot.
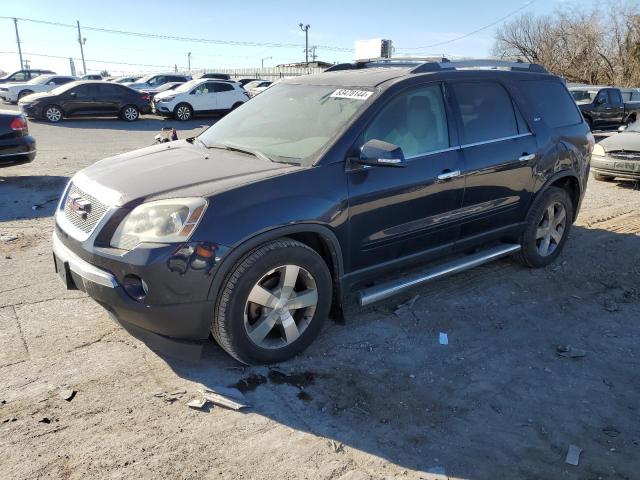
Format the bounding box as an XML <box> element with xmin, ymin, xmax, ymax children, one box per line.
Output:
<box><xmin>0</xmin><ymin>50</ymin><xmax>182</xmax><ymax>69</ymax></box>
<box><xmin>0</xmin><ymin>15</ymin><xmax>354</xmax><ymax>52</ymax></box>
<box><xmin>396</xmin><ymin>0</ymin><xmax>537</xmax><ymax>50</ymax></box>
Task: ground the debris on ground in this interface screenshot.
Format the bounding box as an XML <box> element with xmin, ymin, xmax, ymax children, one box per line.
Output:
<box><xmin>439</xmin><ymin>332</ymin><xmax>448</xmax><ymax>345</ymax></box>
<box><xmin>38</xmin><ymin>417</ymin><xmax>51</xmax><ymax>424</ymax></box>
<box><xmin>394</xmin><ymin>294</ymin><xmax>420</xmax><ymax>316</ymax></box>
<box><xmin>565</xmin><ymin>444</ymin><xmax>582</xmax><ymax>466</ymax></box>
<box><xmin>153</xmin><ymin>389</ymin><xmax>187</xmax><ymax>404</ymax></box>
<box><xmin>60</xmin><ymin>389</ymin><xmax>76</xmax><ymax>402</ymax></box>
<box><xmin>330</xmin><ymin>439</ymin><xmax>344</xmax><ymax>453</ymax></box>
<box><xmin>186</xmin><ymin>398</ymin><xmax>209</xmax><ymax>410</ymax></box>
<box><xmin>556</xmin><ymin>345</ymin><xmax>587</xmax><ymax>358</ymax></box>
<box><xmin>201</xmin><ymin>386</ymin><xmax>248</xmax><ymax>410</ymax></box>
<box><xmin>2</xmin><ymin>417</ymin><xmax>17</xmax><ymax>423</ymax></box>
<box><xmin>0</xmin><ymin>234</ymin><xmax>18</xmax><ymax>242</ymax></box>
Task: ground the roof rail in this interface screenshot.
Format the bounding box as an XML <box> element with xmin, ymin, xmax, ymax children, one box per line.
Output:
<box><xmin>410</xmin><ymin>59</ymin><xmax>548</xmax><ymax>74</ymax></box>
<box><xmin>324</xmin><ymin>56</ymin><xmax>450</xmax><ymax>72</ymax></box>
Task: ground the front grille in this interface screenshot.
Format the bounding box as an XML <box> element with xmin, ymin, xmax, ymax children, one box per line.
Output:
<box><xmin>63</xmin><ymin>184</ymin><xmax>109</xmax><ymax>234</ymax></box>
<box><xmin>609</xmin><ymin>151</ymin><xmax>640</xmax><ymax>160</ymax></box>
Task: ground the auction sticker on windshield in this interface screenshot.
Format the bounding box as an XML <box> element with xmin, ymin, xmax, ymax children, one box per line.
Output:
<box><xmin>330</xmin><ymin>89</ymin><xmax>373</xmax><ymax>100</ymax></box>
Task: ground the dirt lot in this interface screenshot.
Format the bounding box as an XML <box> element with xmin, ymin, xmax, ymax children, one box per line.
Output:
<box><xmin>0</xmin><ymin>109</ymin><xmax>639</xmax><ymax>480</ymax></box>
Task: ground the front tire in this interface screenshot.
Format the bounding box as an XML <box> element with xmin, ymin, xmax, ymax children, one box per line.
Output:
<box><xmin>212</xmin><ymin>238</ymin><xmax>332</xmax><ymax>365</ymax></box>
<box><xmin>174</xmin><ymin>103</ymin><xmax>192</xmax><ymax>121</ymax></box>
<box><xmin>121</xmin><ymin>105</ymin><xmax>140</xmax><ymax>122</ymax></box>
<box><xmin>514</xmin><ymin>187</ymin><xmax>574</xmax><ymax>268</ymax></box>
<box><xmin>43</xmin><ymin>105</ymin><xmax>63</xmax><ymax>123</ymax></box>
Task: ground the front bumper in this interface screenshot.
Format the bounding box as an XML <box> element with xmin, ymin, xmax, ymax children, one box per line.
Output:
<box><xmin>0</xmin><ymin>135</ymin><xmax>36</xmax><ymax>164</ymax></box>
<box><xmin>591</xmin><ymin>154</ymin><xmax>640</xmax><ymax>179</ymax></box>
<box><xmin>20</xmin><ymin>102</ymin><xmax>43</xmax><ymax>119</ymax></box>
<box><xmin>152</xmin><ymin>101</ymin><xmax>174</xmax><ymax>116</ymax></box>
<box><xmin>52</xmin><ymin>230</ymin><xmax>217</xmax><ymax>340</ymax></box>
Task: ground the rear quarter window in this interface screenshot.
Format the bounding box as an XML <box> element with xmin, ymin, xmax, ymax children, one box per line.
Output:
<box><xmin>520</xmin><ymin>80</ymin><xmax>582</xmax><ymax>128</ymax></box>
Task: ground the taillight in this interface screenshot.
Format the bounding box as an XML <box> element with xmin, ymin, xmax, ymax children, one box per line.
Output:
<box><xmin>10</xmin><ymin>116</ymin><xmax>28</xmax><ymax>133</ymax></box>
<box><xmin>142</xmin><ymin>93</ymin><xmax>150</xmax><ymax>102</ymax></box>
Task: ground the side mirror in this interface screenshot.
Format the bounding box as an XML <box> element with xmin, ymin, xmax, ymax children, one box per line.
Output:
<box><xmin>355</xmin><ymin>139</ymin><xmax>406</xmax><ymax>168</ymax></box>
<box><xmin>595</xmin><ymin>97</ymin><xmax>606</xmax><ymax>105</ymax></box>
<box><xmin>618</xmin><ymin>124</ymin><xmax>627</xmax><ymax>132</ymax></box>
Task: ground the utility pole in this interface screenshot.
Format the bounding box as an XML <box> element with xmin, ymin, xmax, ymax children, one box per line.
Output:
<box><xmin>261</xmin><ymin>56</ymin><xmax>272</xmax><ymax>68</ymax></box>
<box><xmin>310</xmin><ymin>46</ymin><xmax>317</xmax><ymax>63</ymax></box>
<box><xmin>13</xmin><ymin>18</ymin><xmax>23</xmax><ymax>70</ymax></box>
<box><xmin>299</xmin><ymin>23</ymin><xmax>310</xmax><ymax>64</ymax></box>
<box><xmin>76</xmin><ymin>20</ymin><xmax>87</xmax><ymax>74</ymax></box>
<box><xmin>188</xmin><ymin>52</ymin><xmax>192</xmax><ymax>72</ymax></box>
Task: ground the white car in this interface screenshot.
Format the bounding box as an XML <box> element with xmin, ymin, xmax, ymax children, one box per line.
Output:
<box><xmin>152</xmin><ymin>79</ymin><xmax>248</xmax><ymax>120</ymax></box>
<box><xmin>140</xmin><ymin>81</ymin><xmax>184</xmax><ymax>99</ymax></box>
<box><xmin>0</xmin><ymin>75</ymin><xmax>77</xmax><ymax>103</ymax></box>
<box><xmin>243</xmin><ymin>80</ymin><xmax>273</xmax><ymax>98</ymax></box>
<box><xmin>125</xmin><ymin>73</ymin><xmax>192</xmax><ymax>91</ymax></box>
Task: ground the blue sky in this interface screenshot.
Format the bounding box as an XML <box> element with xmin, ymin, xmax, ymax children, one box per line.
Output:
<box><xmin>0</xmin><ymin>0</ymin><xmax>595</xmax><ymax>76</ymax></box>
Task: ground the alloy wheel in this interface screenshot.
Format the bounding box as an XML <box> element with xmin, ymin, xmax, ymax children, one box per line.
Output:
<box><xmin>244</xmin><ymin>264</ymin><xmax>318</xmax><ymax>349</ymax></box>
<box><xmin>123</xmin><ymin>106</ymin><xmax>138</xmax><ymax>121</ymax></box>
<box><xmin>45</xmin><ymin>107</ymin><xmax>62</xmax><ymax>122</ymax></box>
<box><xmin>176</xmin><ymin>105</ymin><xmax>191</xmax><ymax>120</ymax></box>
<box><xmin>535</xmin><ymin>202</ymin><xmax>566</xmax><ymax>256</ymax></box>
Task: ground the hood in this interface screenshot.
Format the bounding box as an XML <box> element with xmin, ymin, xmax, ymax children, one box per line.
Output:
<box><xmin>154</xmin><ymin>90</ymin><xmax>175</xmax><ymax>100</ymax></box>
<box><xmin>72</xmin><ymin>139</ymin><xmax>301</xmax><ymax>206</ymax></box>
<box><xmin>126</xmin><ymin>82</ymin><xmax>149</xmax><ymax>90</ymax></box>
<box><xmin>18</xmin><ymin>91</ymin><xmax>51</xmax><ymax>103</ymax></box>
<box><xmin>600</xmin><ymin>130</ymin><xmax>640</xmax><ymax>152</ymax></box>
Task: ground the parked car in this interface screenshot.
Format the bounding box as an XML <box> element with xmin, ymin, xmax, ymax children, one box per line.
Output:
<box><xmin>569</xmin><ymin>86</ymin><xmax>640</xmax><ymax>130</ymax></box>
<box><xmin>0</xmin><ymin>110</ymin><xmax>36</xmax><ymax>165</ymax></box>
<box><xmin>620</xmin><ymin>88</ymin><xmax>640</xmax><ymax>102</ymax></box>
<box><xmin>125</xmin><ymin>73</ymin><xmax>192</xmax><ymax>91</ymax></box>
<box><xmin>19</xmin><ymin>81</ymin><xmax>151</xmax><ymax>122</ymax></box>
<box><xmin>591</xmin><ymin>121</ymin><xmax>640</xmax><ymax>181</ymax></box>
<box><xmin>111</xmin><ymin>75</ymin><xmax>142</xmax><ymax>84</ymax></box>
<box><xmin>198</xmin><ymin>73</ymin><xmax>231</xmax><ymax>80</ymax></box>
<box><xmin>80</xmin><ymin>74</ymin><xmax>103</xmax><ymax>81</ymax></box>
<box><xmin>0</xmin><ymin>75</ymin><xmax>77</xmax><ymax>103</ymax></box>
<box><xmin>0</xmin><ymin>69</ymin><xmax>55</xmax><ymax>84</ymax></box>
<box><xmin>140</xmin><ymin>81</ymin><xmax>184</xmax><ymax>100</ymax></box>
<box><xmin>238</xmin><ymin>78</ymin><xmax>259</xmax><ymax>86</ymax></box>
<box><xmin>243</xmin><ymin>80</ymin><xmax>272</xmax><ymax>97</ymax></box>
<box><xmin>51</xmin><ymin>59</ymin><xmax>592</xmax><ymax>364</ymax></box>
<box><xmin>152</xmin><ymin>79</ymin><xmax>247</xmax><ymax>120</ymax></box>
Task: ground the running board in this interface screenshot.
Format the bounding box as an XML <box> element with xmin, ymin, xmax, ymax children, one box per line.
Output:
<box><xmin>357</xmin><ymin>243</ymin><xmax>521</xmax><ymax>307</ymax></box>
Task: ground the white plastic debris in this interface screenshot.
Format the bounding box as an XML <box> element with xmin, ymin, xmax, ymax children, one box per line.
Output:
<box><xmin>439</xmin><ymin>332</ymin><xmax>448</xmax><ymax>345</ymax></box>
<box><xmin>201</xmin><ymin>386</ymin><xmax>248</xmax><ymax>410</ymax></box>
<box><xmin>565</xmin><ymin>444</ymin><xmax>582</xmax><ymax>466</ymax></box>
<box><xmin>186</xmin><ymin>398</ymin><xmax>208</xmax><ymax>409</ymax></box>
<box><xmin>0</xmin><ymin>234</ymin><xmax>18</xmax><ymax>242</ymax></box>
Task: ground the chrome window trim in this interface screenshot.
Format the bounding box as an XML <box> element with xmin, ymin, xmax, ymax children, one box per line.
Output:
<box><xmin>403</xmin><ymin>133</ymin><xmax>533</xmax><ymax>160</ymax></box>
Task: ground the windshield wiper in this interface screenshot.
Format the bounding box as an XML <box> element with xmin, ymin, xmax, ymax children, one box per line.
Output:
<box><xmin>206</xmin><ymin>143</ymin><xmax>273</xmax><ymax>163</ymax></box>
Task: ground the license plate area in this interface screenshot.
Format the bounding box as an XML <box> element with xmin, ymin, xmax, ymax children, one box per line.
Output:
<box><xmin>53</xmin><ymin>254</ymin><xmax>78</xmax><ymax>290</ymax></box>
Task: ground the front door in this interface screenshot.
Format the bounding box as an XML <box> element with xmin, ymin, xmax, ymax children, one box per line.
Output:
<box><xmin>64</xmin><ymin>84</ymin><xmax>100</xmax><ymax>116</ymax></box>
<box><xmin>449</xmin><ymin>80</ymin><xmax>537</xmax><ymax>244</ymax></box>
<box><xmin>347</xmin><ymin>83</ymin><xmax>465</xmax><ymax>276</ymax></box>
<box><xmin>190</xmin><ymin>82</ymin><xmax>218</xmax><ymax>113</ymax></box>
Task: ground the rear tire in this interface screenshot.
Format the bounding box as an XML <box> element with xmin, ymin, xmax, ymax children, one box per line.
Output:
<box><xmin>121</xmin><ymin>105</ymin><xmax>140</xmax><ymax>122</ymax></box>
<box><xmin>514</xmin><ymin>186</ymin><xmax>573</xmax><ymax>268</ymax></box>
<box><xmin>174</xmin><ymin>103</ymin><xmax>192</xmax><ymax>121</ymax></box>
<box><xmin>592</xmin><ymin>171</ymin><xmax>615</xmax><ymax>182</ymax></box>
<box><xmin>212</xmin><ymin>238</ymin><xmax>332</xmax><ymax>365</ymax></box>
<box><xmin>43</xmin><ymin>104</ymin><xmax>63</xmax><ymax>123</ymax></box>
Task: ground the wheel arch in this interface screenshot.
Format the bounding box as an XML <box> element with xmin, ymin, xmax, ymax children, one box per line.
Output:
<box><xmin>207</xmin><ymin>223</ymin><xmax>344</xmax><ymax>307</ymax></box>
<box><xmin>534</xmin><ymin>170</ymin><xmax>581</xmax><ymax>222</ymax></box>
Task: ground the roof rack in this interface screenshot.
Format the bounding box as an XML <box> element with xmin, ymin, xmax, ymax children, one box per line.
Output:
<box><xmin>324</xmin><ymin>58</ymin><xmax>548</xmax><ymax>74</ymax></box>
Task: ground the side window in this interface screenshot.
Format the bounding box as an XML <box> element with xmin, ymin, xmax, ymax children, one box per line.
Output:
<box><xmin>53</xmin><ymin>77</ymin><xmax>73</xmax><ymax>85</ymax></box>
<box><xmin>11</xmin><ymin>72</ymin><xmax>27</xmax><ymax>82</ymax></box>
<box><xmin>519</xmin><ymin>80</ymin><xmax>582</xmax><ymax>128</ymax></box>
<box><xmin>98</xmin><ymin>84</ymin><xmax>120</xmax><ymax>96</ymax></box>
<box><xmin>74</xmin><ymin>85</ymin><xmax>99</xmax><ymax>98</ymax></box>
<box><xmin>633</xmin><ymin>91</ymin><xmax>640</xmax><ymax>101</ymax></box>
<box><xmin>193</xmin><ymin>83</ymin><xmax>210</xmax><ymax>95</ymax></box>
<box><xmin>212</xmin><ymin>82</ymin><xmax>234</xmax><ymax>93</ymax></box>
<box><xmin>149</xmin><ymin>76</ymin><xmax>165</xmax><ymax>86</ymax></box>
<box><xmin>609</xmin><ymin>89</ymin><xmax>623</xmax><ymax>104</ymax></box>
<box><xmin>595</xmin><ymin>90</ymin><xmax>608</xmax><ymax>104</ymax></box>
<box><xmin>452</xmin><ymin>82</ymin><xmax>519</xmax><ymax>144</ymax></box>
<box><xmin>364</xmin><ymin>84</ymin><xmax>449</xmax><ymax>158</ymax></box>
<box><xmin>621</xmin><ymin>91</ymin><xmax>631</xmax><ymax>102</ymax></box>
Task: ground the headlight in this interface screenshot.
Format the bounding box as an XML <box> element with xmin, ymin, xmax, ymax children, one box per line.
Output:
<box><xmin>592</xmin><ymin>144</ymin><xmax>606</xmax><ymax>157</ymax></box>
<box><xmin>110</xmin><ymin>198</ymin><xmax>207</xmax><ymax>250</ymax></box>
<box><xmin>159</xmin><ymin>96</ymin><xmax>175</xmax><ymax>103</ymax></box>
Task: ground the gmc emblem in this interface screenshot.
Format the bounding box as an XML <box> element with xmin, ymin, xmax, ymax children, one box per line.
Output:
<box><xmin>66</xmin><ymin>194</ymin><xmax>91</xmax><ymax>219</ymax></box>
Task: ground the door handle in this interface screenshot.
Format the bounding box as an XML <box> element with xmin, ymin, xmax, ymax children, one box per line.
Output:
<box><xmin>519</xmin><ymin>153</ymin><xmax>536</xmax><ymax>162</ymax></box>
<box><xmin>437</xmin><ymin>170</ymin><xmax>461</xmax><ymax>181</ymax></box>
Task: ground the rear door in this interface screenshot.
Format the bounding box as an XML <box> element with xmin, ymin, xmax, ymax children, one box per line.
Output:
<box><xmin>607</xmin><ymin>88</ymin><xmax>625</xmax><ymax>125</ymax></box>
<box><xmin>211</xmin><ymin>82</ymin><xmax>237</xmax><ymax>110</ymax></box>
<box><xmin>95</xmin><ymin>84</ymin><xmax>122</xmax><ymax>114</ymax></box>
<box><xmin>347</xmin><ymin>82</ymin><xmax>465</xmax><ymax>274</ymax></box>
<box><xmin>449</xmin><ymin>80</ymin><xmax>537</xmax><ymax>246</ymax></box>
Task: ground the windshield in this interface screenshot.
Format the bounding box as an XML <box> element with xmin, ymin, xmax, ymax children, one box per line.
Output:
<box><xmin>199</xmin><ymin>83</ymin><xmax>373</xmax><ymax>165</ymax></box>
<box><xmin>50</xmin><ymin>81</ymin><xmax>79</xmax><ymax>95</ymax></box>
<box><xmin>174</xmin><ymin>80</ymin><xmax>199</xmax><ymax>93</ymax></box>
<box><xmin>571</xmin><ymin>90</ymin><xmax>598</xmax><ymax>104</ymax></box>
<box><xmin>243</xmin><ymin>81</ymin><xmax>263</xmax><ymax>89</ymax></box>
<box><xmin>27</xmin><ymin>75</ymin><xmax>50</xmax><ymax>85</ymax></box>
<box><xmin>135</xmin><ymin>75</ymin><xmax>153</xmax><ymax>84</ymax></box>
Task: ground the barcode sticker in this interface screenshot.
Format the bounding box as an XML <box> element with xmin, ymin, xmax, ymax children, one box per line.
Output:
<box><xmin>330</xmin><ymin>89</ymin><xmax>373</xmax><ymax>100</ymax></box>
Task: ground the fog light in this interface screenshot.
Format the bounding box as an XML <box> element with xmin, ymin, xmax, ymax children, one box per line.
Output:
<box><xmin>123</xmin><ymin>274</ymin><xmax>148</xmax><ymax>301</ymax></box>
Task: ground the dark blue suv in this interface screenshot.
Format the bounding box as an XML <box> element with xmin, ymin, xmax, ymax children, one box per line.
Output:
<box><xmin>52</xmin><ymin>59</ymin><xmax>593</xmax><ymax>364</ymax></box>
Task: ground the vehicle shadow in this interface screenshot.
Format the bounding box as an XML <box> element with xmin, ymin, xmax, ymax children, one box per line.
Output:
<box><xmin>0</xmin><ymin>175</ymin><xmax>68</xmax><ymax>222</ymax></box>
<box><xmin>146</xmin><ymin>224</ymin><xmax>640</xmax><ymax>479</ymax></box>
<box><xmin>29</xmin><ymin>116</ymin><xmax>216</xmax><ymax>132</ymax></box>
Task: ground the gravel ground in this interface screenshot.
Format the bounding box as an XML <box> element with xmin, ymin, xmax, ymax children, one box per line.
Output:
<box><xmin>0</xmin><ymin>108</ymin><xmax>639</xmax><ymax>480</ymax></box>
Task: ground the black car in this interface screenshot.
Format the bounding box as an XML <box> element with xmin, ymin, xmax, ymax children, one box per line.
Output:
<box><xmin>198</xmin><ymin>73</ymin><xmax>231</xmax><ymax>80</ymax></box>
<box><xmin>0</xmin><ymin>110</ymin><xmax>36</xmax><ymax>165</ymax></box>
<box><xmin>0</xmin><ymin>69</ymin><xmax>55</xmax><ymax>84</ymax></box>
<box><xmin>591</xmin><ymin>122</ymin><xmax>640</xmax><ymax>181</ymax></box>
<box><xmin>51</xmin><ymin>59</ymin><xmax>592</xmax><ymax>364</ymax></box>
<box><xmin>18</xmin><ymin>81</ymin><xmax>151</xmax><ymax>122</ymax></box>
<box><xmin>570</xmin><ymin>86</ymin><xmax>640</xmax><ymax>130</ymax></box>
<box><xmin>238</xmin><ymin>78</ymin><xmax>259</xmax><ymax>86</ymax></box>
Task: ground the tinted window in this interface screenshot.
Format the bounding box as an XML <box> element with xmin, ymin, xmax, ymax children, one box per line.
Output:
<box><xmin>148</xmin><ymin>76</ymin><xmax>166</xmax><ymax>86</ymax></box>
<box><xmin>98</xmin><ymin>84</ymin><xmax>124</xmax><ymax>96</ymax></box>
<box><xmin>212</xmin><ymin>83</ymin><xmax>234</xmax><ymax>92</ymax></box>
<box><xmin>595</xmin><ymin>90</ymin><xmax>607</xmax><ymax>104</ymax></box>
<box><xmin>73</xmin><ymin>84</ymin><xmax>100</xmax><ymax>98</ymax></box>
<box><xmin>169</xmin><ymin>76</ymin><xmax>186</xmax><ymax>83</ymax></box>
<box><xmin>452</xmin><ymin>82</ymin><xmax>518</xmax><ymax>144</ymax></box>
<box><xmin>364</xmin><ymin>84</ymin><xmax>449</xmax><ymax>158</ymax></box>
<box><xmin>52</xmin><ymin>77</ymin><xmax>74</xmax><ymax>85</ymax></box>
<box><xmin>520</xmin><ymin>80</ymin><xmax>582</xmax><ymax>128</ymax></box>
<box><xmin>609</xmin><ymin>89</ymin><xmax>623</xmax><ymax>104</ymax></box>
